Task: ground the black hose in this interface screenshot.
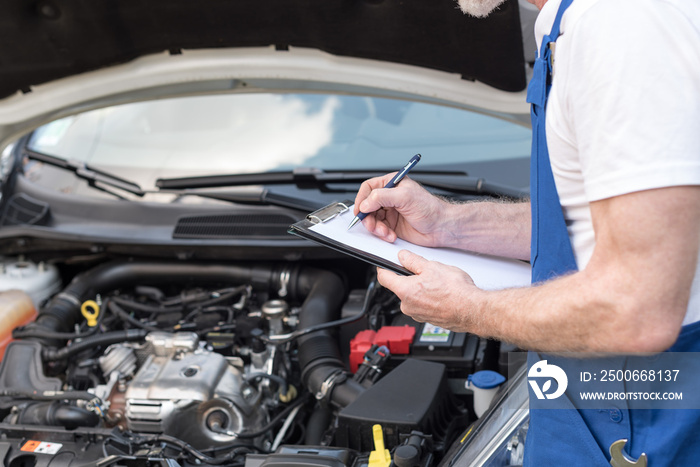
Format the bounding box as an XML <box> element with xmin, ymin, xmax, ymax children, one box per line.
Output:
<box><xmin>110</xmin><ymin>296</ymin><xmax>183</xmax><ymax>314</ymax></box>
<box><xmin>0</xmin><ymin>389</ymin><xmax>99</xmax><ymax>402</ymax></box>
<box><xmin>305</xmin><ymin>406</ymin><xmax>333</xmax><ymax>445</ymax></box>
<box><xmin>107</xmin><ymin>300</ymin><xmax>161</xmax><ymax>332</ymax></box>
<box><xmin>12</xmin><ymin>327</ymin><xmax>99</xmax><ymax>341</ymax></box>
<box><xmin>110</xmin><ymin>288</ymin><xmax>246</xmax><ymax>315</ymax></box>
<box><xmin>41</xmin><ymin>329</ymin><xmax>147</xmax><ymax>361</ymax></box>
<box><xmin>214</xmin><ymin>393</ymin><xmax>311</xmax><ymax>440</ymax></box>
<box><xmin>18</xmin><ymin>401</ymin><xmax>100</xmax><ymax>429</ymax></box>
<box><xmin>245</xmin><ymin>372</ymin><xmax>288</xmax><ymax>397</ymax></box>
<box><xmin>133</xmin><ymin>433</ymin><xmax>242</xmax><ymax>465</ymax></box>
<box><xmin>256</xmin><ymin>310</ymin><xmax>370</xmax><ymax>346</ymax></box>
<box><xmin>13</xmin><ymin>299</ymin><xmax>108</xmax><ymax>341</ymax></box>
<box><xmin>292</xmin><ymin>268</ymin><xmax>365</xmax><ymax>408</ymax></box>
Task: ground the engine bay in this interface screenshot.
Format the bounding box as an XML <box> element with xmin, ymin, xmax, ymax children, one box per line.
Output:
<box><xmin>0</xmin><ymin>256</ymin><xmax>515</xmax><ymax>467</ymax></box>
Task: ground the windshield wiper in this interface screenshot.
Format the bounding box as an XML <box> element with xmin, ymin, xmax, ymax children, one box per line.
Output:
<box><xmin>23</xmin><ymin>149</ymin><xmax>326</xmax><ymax>210</ymax></box>
<box><xmin>410</xmin><ymin>174</ymin><xmax>528</xmax><ymax>199</ymax></box>
<box><xmin>24</xmin><ymin>148</ymin><xmax>145</xmax><ymax>197</ymax></box>
<box><xmin>166</xmin><ymin>188</ymin><xmax>325</xmax><ymax>212</ymax></box>
<box><xmin>157</xmin><ymin>168</ymin><xmax>528</xmax><ymax>199</ymax></box>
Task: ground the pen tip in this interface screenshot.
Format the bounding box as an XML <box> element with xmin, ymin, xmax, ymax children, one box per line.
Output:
<box><xmin>347</xmin><ymin>217</ymin><xmax>359</xmax><ymax>230</ymax></box>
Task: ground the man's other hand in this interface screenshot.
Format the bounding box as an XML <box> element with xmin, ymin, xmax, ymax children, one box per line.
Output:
<box><xmin>376</xmin><ymin>250</ymin><xmax>483</xmax><ymax>333</ymax></box>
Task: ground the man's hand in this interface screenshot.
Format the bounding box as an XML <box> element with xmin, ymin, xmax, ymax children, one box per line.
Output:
<box><xmin>376</xmin><ymin>250</ymin><xmax>483</xmax><ymax>332</ymax></box>
<box><xmin>353</xmin><ymin>174</ymin><xmax>449</xmax><ymax>247</ymax></box>
<box><xmin>354</xmin><ymin>173</ymin><xmax>532</xmax><ymax>260</ymax></box>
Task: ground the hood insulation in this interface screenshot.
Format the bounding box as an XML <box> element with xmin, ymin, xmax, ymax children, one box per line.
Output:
<box><xmin>1</xmin><ymin>0</ymin><xmax>526</xmax><ymax>100</ymax></box>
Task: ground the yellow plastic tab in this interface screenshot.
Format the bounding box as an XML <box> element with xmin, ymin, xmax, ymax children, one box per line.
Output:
<box><xmin>81</xmin><ymin>300</ymin><xmax>100</xmax><ymax>327</ymax></box>
<box><xmin>368</xmin><ymin>424</ymin><xmax>391</xmax><ymax>467</ymax></box>
<box><xmin>279</xmin><ymin>384</ymin><xmax>298</xmax><ymax>403</ymax></box>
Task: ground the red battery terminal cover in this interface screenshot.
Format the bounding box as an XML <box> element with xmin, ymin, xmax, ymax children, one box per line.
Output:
<box><xmin>349</xmin><ymin>326</ymin><xmax>416</xmax><ymax>372</ymax></box>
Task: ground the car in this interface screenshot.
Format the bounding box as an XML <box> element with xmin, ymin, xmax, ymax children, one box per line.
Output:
<box><xmin>0</xmin><ymin>1</ymin><xmax>537</xmax><ymax>466</ymax></box>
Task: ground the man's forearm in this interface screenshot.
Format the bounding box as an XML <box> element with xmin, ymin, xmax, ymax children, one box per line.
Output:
<box><xmin>471</xmin><ymin>266</ymin><xmax>685</xmax><ymax>353</ymax></box>
<box><xmin>471</xmin><ymin>272</ymin><xmax>623</xmax><ymax>352</ymax></box>
<box><xmin>438</xmin><ymin>199</ymin><xmax>531</xmax><ymax>261</ymax></box>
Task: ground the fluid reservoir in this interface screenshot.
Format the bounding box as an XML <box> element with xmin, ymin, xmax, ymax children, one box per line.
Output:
<box><xmin>0</xmin><ymin>258</ymin><xmax>61</xmax><ymax>308</ymax></box>
<box><xmin>0</xmin><ymin>290</ymin><xmax>37</xmax><ymax>360</ymax></box>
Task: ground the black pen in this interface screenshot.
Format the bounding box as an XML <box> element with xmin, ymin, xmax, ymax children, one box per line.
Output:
<box><xmin>347</xmin><ymin>154</ymin><xmax>422</xmax><ymax>230</ymax></box>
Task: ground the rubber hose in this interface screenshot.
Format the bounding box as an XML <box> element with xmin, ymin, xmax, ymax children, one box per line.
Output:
<box><xmin>293</xmin><ymin>268</ymin><xmax>365</xmax><ymax>407</ymax></box>
<box><xmin>304</xmin><ymin>406</ymin><xmax>333</xmax><ymax>445</ymax></box>
<box><xmin>18</xmin><ymin>401</ymin><xmax>100</xmax><ymax>429</ymax></box>
<box><xmin>41</xmin><ymin>329</ymin><xmax>147</xmax><ymax>361</ymax></box>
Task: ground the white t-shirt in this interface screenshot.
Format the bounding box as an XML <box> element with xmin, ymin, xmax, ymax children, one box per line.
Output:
<box><xmin>535</xmin><ymin>0</ymin><xmax>700</xmax><ymax>325</ymax></box>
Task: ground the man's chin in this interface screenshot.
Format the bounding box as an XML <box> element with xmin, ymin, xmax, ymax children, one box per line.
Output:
<box><xmin>456</xmin><ymin>0</ymin><xmax>508</xmax><ymax>18</ymax></box>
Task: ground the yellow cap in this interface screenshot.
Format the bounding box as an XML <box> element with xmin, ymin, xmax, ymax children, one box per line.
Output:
<box><xmin>81</xmin><ymin>300</ymin><xmax>100</xmax><ymax>327</ymax></box>
<box><xmin>368</xmin><ymin>424</ymin><xmax>391</xmax><ymax>467</ymax></box>
<box><xmin>279</xmin><ymin>385</ymin><xmax>298</xmax><ymax>403</ymax></box>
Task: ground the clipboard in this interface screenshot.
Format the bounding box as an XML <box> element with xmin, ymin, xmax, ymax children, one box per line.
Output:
<box><xmin>288</xmin><ymin>201</ymin><xmax>532</xmax><ymax>291</ymax></box>
<box><xmin>288</xmin><ymin>200</ymin><xmax>412</xmax><ymax>275</ymax></box>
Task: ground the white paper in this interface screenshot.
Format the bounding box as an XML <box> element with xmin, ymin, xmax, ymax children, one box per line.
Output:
<box><xmin>309</xmin><ymin>205</ymin><xmax>531</xmax><ymax>290</ymax></box>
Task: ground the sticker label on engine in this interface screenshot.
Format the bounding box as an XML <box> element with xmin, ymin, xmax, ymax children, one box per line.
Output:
<box><xmin>21</xmin><ymin>441</ymin><xmax>62</xmax><ymax>454</ymax></box>
<box><xmin>420</xmin><ymin>323</ymin><xmax>451</xmax><ymax>343</ymax></box>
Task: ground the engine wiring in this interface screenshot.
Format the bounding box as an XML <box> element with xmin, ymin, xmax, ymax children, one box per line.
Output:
<box><xmin>254</xmin><ymin>279</ymin><xmax>380</xmax><ymax>346</ymax></box>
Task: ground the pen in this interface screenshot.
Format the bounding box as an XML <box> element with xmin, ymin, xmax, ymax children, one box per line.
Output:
<box><xmin>347</xmin><ymin>153</ymin><xmax>422</xmax><ymax>230</ymax></box>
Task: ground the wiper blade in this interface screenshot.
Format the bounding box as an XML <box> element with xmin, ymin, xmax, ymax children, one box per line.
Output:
<box><xmin>157</xmin><ymin>167</ymin><xmax>472</xmax><ymax>192</ymax></box>
<box><xmin>24</xmin><ymin>148</ymin><xmax>145</xmax><ymax>197</ymax></box>
<box><xmin>157</xmin><ymin>168</ymin><xmax>528</xmax><ymax>199</ymax></box>
<box><xmin>156</xmin><ymin>168</ymin><xmax>407</xmax><ymax>190</ymax></box>
<box><xmin>167</xmin><ymin>188</ymin><xmax>325</xmax><ymax>212</ymax></box>
<box><xmin>412</xmin><ymin>174</ymin><xmax>528</xmax><ymax>199</ymax></box>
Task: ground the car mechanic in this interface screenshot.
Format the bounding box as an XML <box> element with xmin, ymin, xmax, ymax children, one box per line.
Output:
<box><xmin>352</xmin><ymin>0</ymin><xmax>700</xmax><ymax>465</ymax></box>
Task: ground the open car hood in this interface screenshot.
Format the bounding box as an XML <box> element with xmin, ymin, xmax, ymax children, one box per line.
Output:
<box><xmin>0</xmin><ymin>0</ymin><xmax>530</xmax><ymax>149</ymax></box>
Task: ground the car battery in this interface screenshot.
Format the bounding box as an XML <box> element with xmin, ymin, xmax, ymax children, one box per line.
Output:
<box><xmin>349</xmin><ymin>326</ymin><xmax>416</xmax><ymax>373</ymax></box>
<box><xmin>350</xmin><ymin>320</ymin><xmax>483</xmax><ymax>378</ymax></box>
<box><xmin>410</xmin><ymin>323</ymin><xmax>480</xmax><ymax>370</ymax></box>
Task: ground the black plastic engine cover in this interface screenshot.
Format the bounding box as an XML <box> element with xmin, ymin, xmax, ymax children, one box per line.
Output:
<box><xmin>335</xmin><ymin>358</ymin><xmax>460</xmax><ymax>452</ymax></box>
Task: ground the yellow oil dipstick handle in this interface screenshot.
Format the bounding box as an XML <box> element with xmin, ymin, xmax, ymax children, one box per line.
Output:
<box><xmin>81</xmin><ymin>300</ymin><xmax>100</xmax><ymax>327</ymax></box>
<box><xmin>368</xmin><ymin>424</ymin><xmax>392</xmax><ymax>467</ymax></box>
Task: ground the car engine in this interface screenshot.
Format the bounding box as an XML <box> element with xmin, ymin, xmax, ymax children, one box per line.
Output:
<box><xmin>0</xmin><ymin>257</ymin><xmax>512</xmax><ymax>467</ymax></box>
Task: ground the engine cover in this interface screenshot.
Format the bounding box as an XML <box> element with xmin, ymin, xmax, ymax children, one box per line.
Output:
<box><xmin>122</xmin><ymin>332</ymin><xmax>266</xmax><ymax>449</ymax></box>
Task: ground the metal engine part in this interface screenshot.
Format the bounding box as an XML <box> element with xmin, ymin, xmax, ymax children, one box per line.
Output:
<box><xmin>99</xmin><ymin>344</ymin><xmax>137</xmax><ymax>379</ymax></box>
<box><xmin>108</xmin><ymin>332</ymin><xmax>266</xmax><ymax>449</ymax></box>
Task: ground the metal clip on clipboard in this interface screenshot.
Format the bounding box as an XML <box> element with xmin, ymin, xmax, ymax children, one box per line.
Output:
<box><xmin>306</xmin><ymin>202</ymin><xmax>350</xmax><ymax>225</ymax></box>
<box><xmin>288</xmin><ymin>200</ymin><xmax>412</xmax><ymax>276</ymax></box>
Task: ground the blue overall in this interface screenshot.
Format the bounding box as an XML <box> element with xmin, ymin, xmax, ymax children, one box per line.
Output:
<box><xmin>523</xmin><ymin>0</ymin><xmax>700</xmax><ymax>464</ymax></box>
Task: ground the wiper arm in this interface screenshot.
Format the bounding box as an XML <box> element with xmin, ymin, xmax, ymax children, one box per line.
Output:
<box><xmin>24</xmin><ymin>148</ymin><xmax>145</xmax><ymax>197</ymax></box>
<box><xmin>157</xmin><ymin>168</ymin><xmax>528</xmax><ymax>199</ymax></box>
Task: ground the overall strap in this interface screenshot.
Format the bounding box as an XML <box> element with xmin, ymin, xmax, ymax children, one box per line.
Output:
<box><xmin>526</xmin><ymin>0</ymin><xmax>577</xmax><ymax>283</ymax></box>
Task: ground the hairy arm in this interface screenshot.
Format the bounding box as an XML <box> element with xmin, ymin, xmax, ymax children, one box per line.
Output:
<box><xmin>379</xmin><ymin>186</ymin><xmax>700</xmax><ymax>353</ymax></box>
<box><xmin>439</xmin><ymin>199</ymin><xmax>531</xmax><ymax>261</ymax></box>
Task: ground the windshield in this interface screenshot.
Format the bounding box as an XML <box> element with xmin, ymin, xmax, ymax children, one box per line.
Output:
<box><xmin>26</xmin><ymin>93</ymin><xmax>530</xmax><ymax>199</ymax></box>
